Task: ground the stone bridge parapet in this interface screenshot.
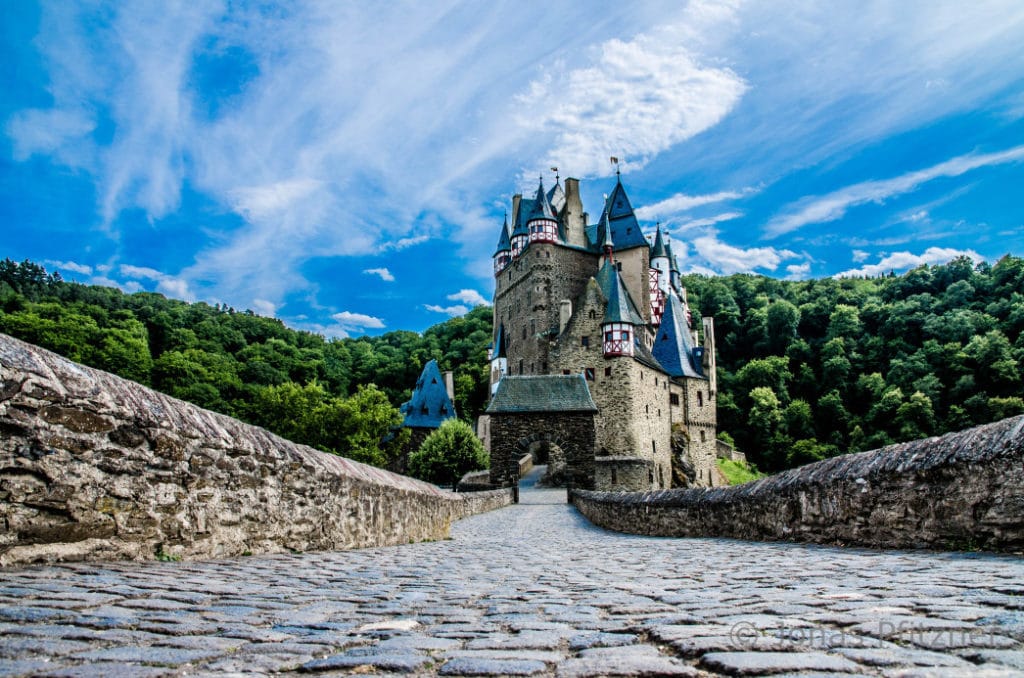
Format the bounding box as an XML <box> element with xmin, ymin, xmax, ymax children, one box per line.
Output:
<box><xmin>572</xmin><ymin>414</ymin><xmax>1024</xmax><ymax>552</ymax></box>
<box><xmin>0</xmin><ymin>333</ymin><xmax>512</xmax><ymax>566</ymax></box>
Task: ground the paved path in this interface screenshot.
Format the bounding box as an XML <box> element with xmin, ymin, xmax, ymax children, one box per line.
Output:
<box><xmin>1</xmin><ymin>467</ymin><xmax>1023</xmax><ymax>676</ymax></box>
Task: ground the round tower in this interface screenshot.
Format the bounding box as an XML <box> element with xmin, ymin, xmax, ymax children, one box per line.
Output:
<box><xmin>493</xmin><ymin>213</ymin><xmax>511</xmax><ymax>275</ymax></box>
<box><xmin>527</xmin><ymin>177</ymin><xmax>559</xmax><ymax>244</ymax></box>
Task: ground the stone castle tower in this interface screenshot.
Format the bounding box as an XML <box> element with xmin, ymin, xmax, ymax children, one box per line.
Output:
<box><xmin>483</xmin><ymin>172</ymin><xmax>719</xmax><ymax>491</ymax></box>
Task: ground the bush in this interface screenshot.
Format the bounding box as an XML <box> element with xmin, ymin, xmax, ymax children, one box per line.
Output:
<box><xmin>408</xmin><ymin>419</ymin><xmax>488</xmax><ymax>488</ymax></box>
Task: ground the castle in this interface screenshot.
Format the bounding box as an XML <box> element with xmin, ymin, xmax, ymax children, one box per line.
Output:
<box><xmin>481</xmin><ymin>172</ymin><xmax>719</xmax><ymax>492</ymax></box>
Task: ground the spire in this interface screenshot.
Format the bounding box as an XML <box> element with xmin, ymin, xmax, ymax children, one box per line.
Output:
<box><xmin>400</xmin><ymin>359</ymin><xmax>458</xmax><ymax>428</ymax></box>
<box><xmin>650</xmin><ymin>224</ymin><xmax>668</xmax><ymax>259</ymax></box>
<box><xmin>602</xmin><ymin>177</ymin><xmax>647</xmax><ymax>250</ymax></box>
<box><xmin>494</xmin><ymin>213</ymin><xmax>511</xmax><ymax>255</ymax></box>
<box><xmin>599</xmin><ymin>209</ymin><xmax>614</xmax><ymax>263</ymax></box>
<box><xmin>598</xmin><ymin>261</ymin><xmax>644</xmax><ymax>326</ymax></box>
<box><xmin>547</xmin><ymin>168</ymin><xmax>566</xmax><ymax>213</ymax></box>
<box><xmin>527</xmin><ymin>176</ymin><xmax>556</xmax><ymax>222</ymax></box>
<box><xmin>651</xmin><ymin>292</ymin><xmax>703</xmax><ymax>379</ymax></box>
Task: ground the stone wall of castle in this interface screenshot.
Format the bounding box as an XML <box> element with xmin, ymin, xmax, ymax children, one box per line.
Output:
<box><xmin>0</xmin><ymin>334</ymin><xmax>513</xmax><ymax>566</ymax></box>
<box><xmin>680</xmin><ymin>378</ymin><xmax>719</xmax><ymax>486</ymax></box>
<box><xmin>571</xmin><ymin>414</ymin><xmax>1024</xmax><ymax>552</ymax></box>
<box><xmin>487</xmin><ymin>412</ymin><xmax>596</xmax><ymax>489</ymax></box>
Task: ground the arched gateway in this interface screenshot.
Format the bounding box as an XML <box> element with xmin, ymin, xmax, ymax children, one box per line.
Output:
<box><xmin>485</xmin><ymin>375</ymin><xmax>598</xmax><ymax>490</ymax></box>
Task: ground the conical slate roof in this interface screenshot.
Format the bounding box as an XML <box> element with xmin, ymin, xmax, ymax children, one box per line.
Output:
<box><xmin>650</xmin><ymin>225</ymin><xmax>668</xmax><ymax>259</ymax></box>
<box><xmin>651</xmin><ymin>292</ymin><xmax>704</xmax><ymax>379</ymax></box>
<box><xmin>494</xmin><ymin>214</ymin><xmax>511</xmax><ymax>255</ymax></box>
<box><xmin>602</xmin><ymin>178</ymin><xmax>648</xmax><ymax>250</ymax></box>
<box><xmin>527</xmin><ymin>177</ymin><xmax>556</xmax><ymax>222</ymax></box>
<box><xmin>400</xmin><ymin>359</ymin><xmax>457</xmax><ymax>428</ymax></box>
<box><xmin>493</xmin><ymin>322</ymin><xmax>507</xmax><ymax>359</ymax></box>
<box><xmin>547</xmin><ymin>179</ymin><xmax>566</xmax><ymax>213</ymax></box>
<box><xmin>598</xmin><ymin>260</ymin><xmax>645</xmax><ymax>326</ymax></box>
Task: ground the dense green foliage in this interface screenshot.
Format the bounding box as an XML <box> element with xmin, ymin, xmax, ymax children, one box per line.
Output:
<box><xmin>684</xmin><ymin>254</ymin><xmax>1024</xmax><ymax>471</ymax></box>
<box><xmin>3</xmin><ymin>255</ymin><xmax>1023</xmax><ymax>475</ymax></box>
<box><xmin>408</xmin><ymin>418</ymin><xmax>490</xmax><ymax>488</ymax></box>
<box><xmin>0</xmin><ymin>258</ymin><xmax>489</xmax><ymax>466</ymax></box>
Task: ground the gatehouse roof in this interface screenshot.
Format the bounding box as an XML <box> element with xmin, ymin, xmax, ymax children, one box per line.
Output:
<box><xmin>486</xmin><ymin>375</ymin><xmax>598</xmax><ymax>414</ymax></box>
<box><xmin>400</xmin><ymin>359</ymin><xmax>457</xmax><ymax>428</ymax></box>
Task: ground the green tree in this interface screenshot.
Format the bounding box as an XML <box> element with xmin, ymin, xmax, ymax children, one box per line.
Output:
<box><xmin>408</xmin><ymin>418</ymin><xmax>489</xmax><ymax>488</ymax></box>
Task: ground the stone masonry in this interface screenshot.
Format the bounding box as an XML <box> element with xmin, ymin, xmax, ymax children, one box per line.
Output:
<box><xmin>572</xmin><ymin>414</ymin><xmax>1024</xmax><ymax>552</ymax></box>
<box><xmin>0</xmin><ymin>333</ymin><xmax>511</xmax><ymax>566</ymax></box>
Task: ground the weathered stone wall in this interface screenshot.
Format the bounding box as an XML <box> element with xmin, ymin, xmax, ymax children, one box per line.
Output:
<box><xmin>680</xmin><ymin>377</ymin><xmax>718</xmax><ymax>486</ymax></box>
<box><xmin>0</xmin><ymin>334</ymin><xmax>513</xmax><ymax>566</ymax></box>
<box><xmin>571</xmin><ymin>415</ymin><xmax>1024</xmax><ymax>552</ymax></box>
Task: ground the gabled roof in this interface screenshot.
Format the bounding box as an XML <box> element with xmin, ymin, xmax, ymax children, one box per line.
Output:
<box><xmin>651</xmin><ymin>292</ymin><xmax>704</xmax><ymax>379</ymax></box>
<box><xmin>650</xmin><ymin>225</ymin><xmax>668</xmax><ymax>259</ymax></box>
<box><xmin>494</xmin><ymin>214</ymin><xmax>511</xmax><ymax>255</ymax></box>
<box><xmin>598</xmin><ymin>260</ymin><xmax>645</xmax><ymax>325</ymax></box>
<box><xmin>603</xmin><ymin>178</ymin><xmax>648</xmax><ymax>250</ymax></box>
<box><xmin>400</xmin><ymin>359</ymin><xmax>457</xmax><ymax>428</ymax></box>
<box><xmin>486</xmin><ymin>375</ymin><xmax>598</xmax><ymax>414</ymax></box>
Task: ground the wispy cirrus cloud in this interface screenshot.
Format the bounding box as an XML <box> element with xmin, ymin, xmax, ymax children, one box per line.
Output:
<box><xmin>835</xmin><ymin>247</ymin><xmax>983</xmax><ymax>278</ymax></box>
<box><xmin>363</xmin><ymin>268</ymin><xmax>395</xmax><ymax>282</ymax></box>
<box><xmin>636</xmin><ymin>189</ymin><xmax>754</xmax><ymax>220</ymax></box>
<box><xmin>43</xmin><ymin>259</ymin><xmax>93</xmax><ymax>276</ymax></box>
<box><xmin>767</xmin><ymin>144</ymin><xmax>1024</xmax><ymax>237</ymax></box>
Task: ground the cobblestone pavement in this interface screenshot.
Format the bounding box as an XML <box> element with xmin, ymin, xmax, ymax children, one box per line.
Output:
<box><xmin>1</xmin><ymin>468</ymin><xmax>1023</xmax><ymax>677</ymax></box>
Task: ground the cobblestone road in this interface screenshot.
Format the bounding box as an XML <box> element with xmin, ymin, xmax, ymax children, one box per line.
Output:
<box><xmin>2</xmin><ymin>469</ymin><xmax>1023</xmax><ymax>676</ymax></box>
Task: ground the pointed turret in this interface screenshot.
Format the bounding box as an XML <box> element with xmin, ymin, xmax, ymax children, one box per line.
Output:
<box><xmin>547</xmin><ymin>173</ymin><xmax>566</xmax><ymax>214</ymax></box>
<box><xmin>511</xmin><ymin>197</ymin><xmax>530</xmax><ymax>257</ymax></box>
<box><xmin>652</xmin><ymin>292</ymin><xmax>703</xmax><ymax>379</ymax></box>
<box><xmin>527</xmin><ymin>176</ymin><xmax>559</xmax><ymax>244</ymax></box>
<box><xmin>598</xmin><ymin>261</ymin><xmax>644</xmax><ymax>358</ymax></box>
<box><xmin>650</xmin><ymin>224</ymin><xmax>670</xmax><ymax>296</ymax></box>
<box><xmin>493</xmin><ymin>213</ymin><xmax>512</xmax><ymax>275</ymax></box>
<box><xmin>599</xmin><ymin>210</ymin><xmax>614</xmax><ymax>264</ymax></box>
<box><xmin>666</xmin><ymin>238</ymin><xmax>682</xmax><ymax>291</ymax></box>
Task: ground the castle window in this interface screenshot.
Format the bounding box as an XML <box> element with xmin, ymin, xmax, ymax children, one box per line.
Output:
<box><xmin>670</xmin><ymin>393</ymin><xmax>679</xmax><ymax>406</ymax></box>
<box><xmin>421</xmin><ymin>405</ymin><xmax>428</xmax><ymax>414</ymax></box>
<box><xmin>652</xmin><ymin>440</ymin><xmax>656</xmax><ymax>453</ymax></box>
<box><xmin>563</xmin><ymin>369</ymin><xmax>571</xmax><ymax>375</ymax></box>
<box><xmin>546</xmin><ymin>251</ymin><xmax>551</xmax><ymax>258</ymax></box>
<box><xmin>698</xmin><ymin>391</ymin><xmax>704</xmax><ymax>407</ymax></box>
<box><xmin>658</xmin><ymin>467</ymin><xmax>664</xmax><ymax>486</ymax></box>
<box><xmin>440</xmin><ymin>405</ymin><xmax>448</xmax><ymax>415</ymax></box>
<box><xmin>700</xmin><ymin>430</ymin><xmax>706</xmax><ymax>442</ymax></box>
<box><xmin>648</xmin><ymin>468</ymin><xmax>654</xmax><ymax>484</ymax></box>
<box><xmin>655</xmin><ymin>377</ymin><xmax>658</xmax><ymax>386</ymax></box>
<box><xmin>585</xmin><ymin>367</ymin><xmax>595</xmax><ymax>381</ymax></box>
<box><xmin>431</xmin><ymin>377</ymin><xmax>437</xmax><ymax>384</ymax></box>
<box><xmin>645</xmin><ymin>405</ymin><xmax>649</xmax><ymax>414</ymax></box>
<box><xmin>581</xmin><ymin>336</ymin><xmax>589</xmax><ymax>348</ymax></box>
<box><xmin>522</xmin><ymin>326</ymin><xmax>527</xmax><ymax>340</ymax></box>
<box><xmin>589</xmin><ymin>310</ymin><xmax>596</xmax><ymax>320</ymax></box>
<box><xmin>657</xmin><ymin>409</ymin><xmax>661</xmax><ymax>417</ymax></box>
<box><xmin>604</xmin><ymin>331</ymin><xmax>613</xmax><ymax>342</ymax></box>
<box><xmin>611</xmin><ymin>467</ymin><xmax>618</xmax><ymax>484</ymax></box>
<box><xmin>519</xmin><ymin>359</ymin><xmax>524</xmax><ymax>375</ymax></box>
<box><xmin>616</xmin><ymin>262</ymin><xmax>623</xmax><ymax>272</ymax></box>
<box><xmin>542</xmin><ymin>361</ymin><xmax>547</xmax><ymax>371</ymax></box>
<box><xmin>621</xmin><ymin>330</ymin><xmax>630</xmax><ymax>343</ymax></box>
<box><xmin>605</xmin><ymin>367</ymin><xmax>612</xmax><ymax>377</ymax></box>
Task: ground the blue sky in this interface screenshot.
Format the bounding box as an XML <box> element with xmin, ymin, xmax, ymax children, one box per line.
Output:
<box><xmin>2</xmin><ymin>1</ymin><xmax>1023</xmax><ymax>337</ymax></box>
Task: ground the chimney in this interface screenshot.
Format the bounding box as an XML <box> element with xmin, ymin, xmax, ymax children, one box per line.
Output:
<box><xmin>564</xmin><ymin>178</ymin><xmax>585</xmax><ymax>247</ymax></box>
<box><xmin>511</xmin><ymin>194</ymin><xmax>522</xmax><ymax>229</ymax></box>
<box><xmin>443</xmin><ymin>370</ymin><xmax>455</xmax><ymax>403</ymax></box>
<box><xmin>559</xmin><ymin>299</ymin><xmax>572</xmax><ymax>334</ymax></box>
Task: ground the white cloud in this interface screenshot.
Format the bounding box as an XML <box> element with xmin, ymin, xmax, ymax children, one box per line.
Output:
<box><xmin>119</xmin><ymin>264</ymin><xmax>194</xmax><ymax>301</ymax></box>
<box><xmin>693</xmin><ymin>234</ymin><xmax>799</xmax><ymax>275</ymax></box>
<box><xmin>251</xmin><ymin>299</ymin><xmax>278</xmax><ymax>317</ymax></box>
<box><xmin>669</xmin><ymin>212</ymin><xmax>744</xmax><ymax>233</ymax></box>
<box><xmin>7</xmin><ymin>109</ymin><xmax>95</xmax><ymax>163</ymax></box>
<box><xmin>852</xmin><ymin>249</ymin><xmax>870</xmax><ymax>262</ymax></box>
<box><xmin>518</xmin><ymin>15</ymin><xmax>747</xmax><ymax>178</ymax></box>
<box><xmin>44</xmin><ymin>259</ymin><xmax>93</xmax><ymax>276</ymax></box>
<box><xmin>447</xmin><ymin>289</ymin><xmax>489</xmax><ymax>306</ymax></box>
<box><xmin>785</xmin><ymin>263</ymin><xmax>811</xmax><ymax>280</ymax></box>
<box><xmin>835</xmin><ymin>247</ymin><xmax>983</xmax><ymax>278</ymax></box>
<box><xmin>636</xmin><ymin>189</ymin><xmax>754</xmax><ymax>220</ymax></box>
<box><xmin>331</xmin><ymin>311</ymin><xmax>385</xmax><ymax>331</ymax></box>
<box><xmin>425</xmin><ymin>304</ymin><xmax>470</xmax><ymax>317</ymax></box>
<box><xmin>229</xmin><ymin>179</ymin><xmax>323</xmax><ymax>221</ymax></box>
<box><xmin>378</xmin><ymin>235</ymin><xmax>430</xmax><ymax>253</ymax></box>
<box><xmin>363</xmin><ymin>268</ymin><xmax>395</xmax><ymax>282</ymax></box>
<box><xmin>767</xmin><ymin>144</ymin><xmax>1024</xmax><ymax>237</ymax></box>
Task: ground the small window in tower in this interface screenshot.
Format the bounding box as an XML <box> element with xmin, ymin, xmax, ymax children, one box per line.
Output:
<box><xmin>611</xmin><ymin>467</ymin><xmax>618</xmax><ymax>484</ymax></box>
<box><xmin>585</xmin><ymin>367</ymin><xmax>595</xmax><ymax>381</ymax></box>
<box><xmin>648</xmin><ymin>468</ymin><xmax>654</xmax><ymax>484</ymax></box>
<box><xmin>655</xmin><ymin>377</ymin><xmax>658</xmax><ymax>386</ymax></box>
<box><xmin>621</xmin><ymin>330</ymin><xmax>630</xmax><ymax>342</ymax></box>
<box><xmin>589</xmin><ymin>309</ymin><xmax>596</xmax><ymax>320</ymax></box>
<box><xmin>616</xmin><ymin>262</ymin><xmax>623</xmax><ymax>272</ymax></box>
<box><xmin>605</xmin><ymin>367</ymin><xmax>612</xmax><ymax>377</ymax></box>
<box><xmin>542</xmin><ymin>361</ymin><xmax>547</xmax><ymax>371</ymax></box>
<box><xmin>657</xmin><ymin>408</ymin><xmax>661</xmax><ymax>416</ymax></box>
<box><xmin>670</xmin><ymin>393</ymin><xmax>680</xmax><ymax>406</ymax></box>
<box><xmin>440</xmin><ymin>405</ymin><xmax>448</xmax><ymax>415</ymax></box>
<box><xmin>519</xmin><ymin>359</ymin><xmax>524</xmax><ymax>374</ymax></box>
<box><xmin>700</xmin><ymin>430</ymin><xmax>706</xmax><ymax>442</ymax></box>
<box><xmin>605</xmin><ymin>331</ymin><xmax>613</xmax><ymax>342</ymax></box>
<box><xmin>431</xmin><ymin>377</ymin><xmax>437</xmax><ymax>384</ymax></box>
<box><xmin>698</xmin><ymin>391</ymin><xmax>704</xmax><ymax>407</ymax></box>
<box><xmin>421</xmin><ymin>405</ymin><xmax>428</xmax><ymax>414</ymax></box>
<box><xmin>563</xmin><ymin>369</ymin><xmax>571</xmax><ymax>375</ymax></box>
<box><xmin>581</xmin><ymin>336</ymin><xmax>589</xmax><ymax>348</ymax></box>
<box><xmin>522</xmin><ymin>326</ymin><xmax>527</xmax><ymax>340</ymax></box>
<box><xmin>645</xmin><ymin>404</ymin><xmax>649</xmax><ymax>414</ymax></box>
<box><xmin>546</xmin><ymin>251</ymin><xmax>551</xmax><ymax>258</ymax></box>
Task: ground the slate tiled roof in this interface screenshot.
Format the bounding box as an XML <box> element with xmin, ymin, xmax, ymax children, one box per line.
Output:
<box><xmin>494</xmin><ymin>214</ymin><xmax>511</xmax><ymax>255</ymax></box>
<box><xmin>400</xmin><ymin>359</ymin><xmax>457</xmax><ymax>428</ymax></box>
<box><xmin>651</xmin><ymin>292</ymin><xmax>705</xmax><ymax>379</ymax></box>
<box><xmin>603</xmin><ymin>179</ymin><xmax>648</xmax><ymax>250</ymax></box>
<box><xmin>527</xmin><ymin>177</ymin><xmax>557</xmax><ymax>221</ymax></box>
<box><xmin>650</xmin><ymin>226</ymin><xmax>668</xmax><ymax>259</ymax></box>
<box><xmin>486</xmin><ymin>375</ymin><xmax>598</xmax><ymax>414</ymax></box>
<box><xmin>596</xmin><ymin>260</ymin><xmax>645</xmax><ymax>326</ymax></box>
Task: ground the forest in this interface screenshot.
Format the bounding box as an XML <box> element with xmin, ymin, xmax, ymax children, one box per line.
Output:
<box><xmin>2</xmin><ymin>255</ymin><xmax>1023</xmax><ymax>474</ymax></box>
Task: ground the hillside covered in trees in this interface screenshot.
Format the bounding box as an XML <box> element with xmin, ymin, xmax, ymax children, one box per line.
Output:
<box><xmin>2</xmin><ymin>255</ymin><xmax>1023</xmax><ymax>474</ymax></box>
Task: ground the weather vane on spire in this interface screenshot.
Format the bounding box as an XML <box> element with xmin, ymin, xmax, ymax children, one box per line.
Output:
<box><xmin>610</xmin><ymin>156</ymin><xmax>621</xmax><ymax>176</ymax></box>
<box><xmin>550</xmin><ymin>166</ymin><xmax>559</xmax><ymax>182</ymax></box>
